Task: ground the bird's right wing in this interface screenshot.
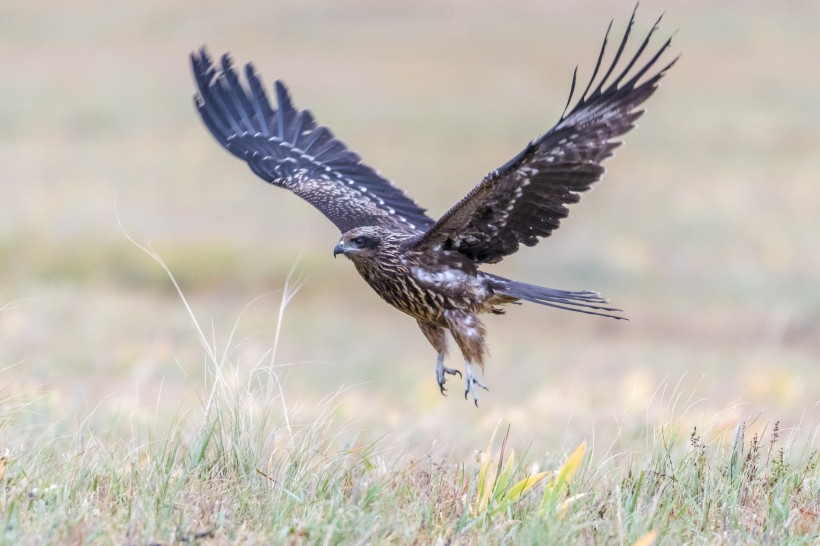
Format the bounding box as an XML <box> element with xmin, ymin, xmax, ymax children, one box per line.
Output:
<box><xmin>408</xmin><ymin>9</ymin><xmax>677</xmax><ymax>263</ymax></box>
<box><xmin>191</xmin><ymin>49</ymin><xmax>434</xmax><ymax>234</ymax></box>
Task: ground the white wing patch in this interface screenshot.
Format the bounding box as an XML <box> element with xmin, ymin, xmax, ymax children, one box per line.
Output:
<box><xmin>234</xmin><ymin>131</ymin><xmax>419</xmax><ymax>230</ymax></box>
<box><xmin>411</xmin><ymin>267</ymin><xmax>468</xmax><ymax>290</ymax></box>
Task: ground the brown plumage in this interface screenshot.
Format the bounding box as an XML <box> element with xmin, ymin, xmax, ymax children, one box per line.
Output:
<box><xmin>191</xmin><ymin>8</ymin><xmax>677</xmax><ymax>404</ymax></box>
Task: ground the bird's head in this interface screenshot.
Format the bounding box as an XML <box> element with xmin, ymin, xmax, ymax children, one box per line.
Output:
<box><xmin>333</xmin><ymin>226</ymin><xmax>391</xmax><ymax>262</ymax></box>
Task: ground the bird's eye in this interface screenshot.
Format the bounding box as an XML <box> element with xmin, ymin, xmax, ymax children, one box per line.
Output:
<box><xmin>352</xmin><ymin>236</ymin><xmax>367</xmax><ymax>247</ymax></box>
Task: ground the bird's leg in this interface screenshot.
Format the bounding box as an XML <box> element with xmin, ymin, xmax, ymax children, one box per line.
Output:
<box><xmin>416</xmin><ymin>320</ymin><xmax>460</xmax><ymax>396</ymax></box>
<box><xmin>436</xmin><ymin>352</ymin><xmax>462</xmax><ymax>396</ymax></box>
<box><xmin>443</xmin><ymin>309</ymin><xmax>490</xmax><ymax>406</ymax></box>
<box><xmin>463</xmin><ymin>361</ymin><xmax>489</xmax><ymax>407</ymax></box>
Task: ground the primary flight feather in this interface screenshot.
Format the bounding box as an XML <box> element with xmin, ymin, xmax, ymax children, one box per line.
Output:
<box><xmin>191</xmin><ymin>8</ymin><xmax>677</xmax><ymax>405</ymax></box>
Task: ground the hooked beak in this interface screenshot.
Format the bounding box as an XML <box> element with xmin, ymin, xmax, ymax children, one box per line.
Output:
<box><xmin>333</xmin><ymin>241</ymin><xmax>345</xmax><ymax>258</ymax></box>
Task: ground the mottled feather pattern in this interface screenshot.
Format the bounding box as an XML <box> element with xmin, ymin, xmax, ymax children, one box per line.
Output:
<box><xmin>411</xmin><ymin>7</ymin><xmax>677</xmax><ymax>264</ymax></box>
<box><xmin>191</xmin><ymin>50</ymin><xmax>434</xmax><ymax>234</ymax></box>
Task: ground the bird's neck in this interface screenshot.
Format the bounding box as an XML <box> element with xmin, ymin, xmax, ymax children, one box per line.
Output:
<box><xmin>351</xmin><ymin>252</ymin><xmax>404</xmax><ymax>285</ymax></box>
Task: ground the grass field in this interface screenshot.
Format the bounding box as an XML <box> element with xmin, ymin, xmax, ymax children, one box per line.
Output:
<box><xmin>1</xmin><ymin>0</ymin><xmax>819</xmax><ymax>543</ymax></box>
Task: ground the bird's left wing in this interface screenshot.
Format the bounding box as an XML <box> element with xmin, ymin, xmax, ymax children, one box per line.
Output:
<box><xmin>408</xmin><ymin>10</ymin><xmax>677</xmax><ymax>263</ymax></box>
<box><xmin>191</xmin><ymin>49</ymin><xmax>434</xmax><ymax>234</ymax></box>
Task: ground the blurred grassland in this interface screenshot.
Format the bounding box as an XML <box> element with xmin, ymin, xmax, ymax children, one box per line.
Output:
<box><xmin>1</xmin><ymin>0</ymin><xmax>819</xmax><ymax>476</ymax></box>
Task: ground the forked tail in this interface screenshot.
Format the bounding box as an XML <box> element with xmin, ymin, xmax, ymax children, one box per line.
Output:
<box><xmin>485</xmin><ymin>274</ymin><xmax>626</xmax><ymax>320</ymax></box>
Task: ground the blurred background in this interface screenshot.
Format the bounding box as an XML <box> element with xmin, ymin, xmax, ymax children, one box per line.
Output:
<box><xmin>1</xmin><ymin>0</ymin><xmax>818</xmax><ymax>454</ymax></box>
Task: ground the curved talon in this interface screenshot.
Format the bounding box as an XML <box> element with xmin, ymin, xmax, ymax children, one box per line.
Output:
<box><xmin>463</xmin><ymin>379</ymin><xmax>490</xmax><ymax>405</ymax></box>
<box><xmin>436</xmin><ymin>363</ymin><xmax>462</xmax><ymax>397</ymax></box>
<box><xmin>464</xmin><ymin>363</ymin><xmax>489</xmax><ymax>406</ymax></box>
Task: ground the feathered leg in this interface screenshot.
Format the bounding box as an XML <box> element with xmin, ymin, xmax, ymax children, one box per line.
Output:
<box><xmin>416</xmin><ymin>320</ymin><xmax>461</xmax><ymax>395</ymax></box>
<box><xmin>444</xmin><ymin>310</ymin><xmax>489</xmax><ymax>406</ymax></box>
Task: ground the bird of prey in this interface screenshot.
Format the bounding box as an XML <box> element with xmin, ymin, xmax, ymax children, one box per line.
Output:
<box><xmin>191</xmin><ymin>9</ymin><xmax>676</xmax><ymax>405</ymax></box>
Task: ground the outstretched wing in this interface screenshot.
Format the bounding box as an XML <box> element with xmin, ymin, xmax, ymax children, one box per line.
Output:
<box><xmin>409</xmin><ymin>9</ymin><xmax>677</xmax><ymax>263</ymax></box>
<box><xmin>191</xmin><ymin>49</ymin><xmax>434</xmax><ymax>234</ymax></box>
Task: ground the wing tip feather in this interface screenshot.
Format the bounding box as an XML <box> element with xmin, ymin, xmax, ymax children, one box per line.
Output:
<box><xmin>191</xmin><ymin>50</ymin><xmax>434</xmax><ymax>233</ymax></box>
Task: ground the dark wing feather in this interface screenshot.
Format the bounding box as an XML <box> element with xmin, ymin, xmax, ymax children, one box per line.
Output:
<box><xmin>409</xmin><ymin>9</ymin><xmax>678</xmax><ymax>263</ymax></box>
<box><xmin>191</xmin><ymin>49</ymin><xmax>434</xmax><ymax>234</ymax></box>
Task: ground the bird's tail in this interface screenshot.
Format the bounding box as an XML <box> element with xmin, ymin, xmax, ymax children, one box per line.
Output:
<box><xmin>485</xmin><ymin>274</ymin><xmax>626</xmax><ymax>320</ymax></box>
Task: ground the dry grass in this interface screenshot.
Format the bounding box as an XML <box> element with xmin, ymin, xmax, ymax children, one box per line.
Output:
<box><xmin>1</xmin><ymin>277</ymin><xmax>818</xmax><ymax>543</ymax></box>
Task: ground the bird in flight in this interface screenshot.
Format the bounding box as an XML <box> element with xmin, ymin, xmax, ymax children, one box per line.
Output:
<box><xmin>191</xmin><ymin>8</ymin><xmax>676</xmax><ymax>405</ymax></box>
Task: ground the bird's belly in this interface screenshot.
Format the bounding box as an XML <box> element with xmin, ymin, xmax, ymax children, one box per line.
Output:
<box><xmin>366</xmin><ymin>275</ymin><xmax>455</xmax><ymax>323</ymax></box>
<box><xmin>353</xmin><ymin>260</ymin><xmax>486</xmax><ymax>323</ymax></box>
